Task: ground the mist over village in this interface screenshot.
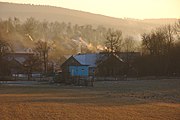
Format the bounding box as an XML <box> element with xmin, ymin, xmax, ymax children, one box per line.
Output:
<box><xmin>0</xmin><ymin>0</ymin><xmax>180</xmax><ymax>120</ymax></box>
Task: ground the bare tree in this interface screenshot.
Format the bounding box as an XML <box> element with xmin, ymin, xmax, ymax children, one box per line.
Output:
<box><xmin>174</xmin><ymin>19</ymin><xmax>180</xmax><ymax>40</ymax></box>
<box><xmin>0</xmin><ymin>34</ymin><xmax>12</xmax><ymax>58</ymax></box>
<box><xmin>0</xmin><ymin>41</ymin><xmax>10</xmax><ymax>58</ymax></box>
<box><xmin>141</xmin><ymin>32</ymin><xmax>156</xmax><ymax>55</ymax></box>
<box><xmin>105</xmin><ymin>29</ymin><xmax>123</xmax><ymax>53</ymax></box>
<box><xmin>0</xmin><ymin>34</ymin><xmax>12</xmax><ymax>75</ymax></box>
<box><xmin>23</xmin><ymin>55</ymin><xmax>41</xmax><ymax>80</ymax></box>
<box><xmin>141</xmin><ymin>26</ymin><xmax>174</xmax><ymax>56</ymax></box>
<box><xmin>34</xmin><ymin>40</ymin><xmax>51</xmax><ymax>74</ymax></box>
<box><xmin>123</xmin><ymin>36</ymin><xmax>136</xmax><ymax>52</ymax></box>
<box><xmin>23</xmin><ymin>17</ymin><xmax>38</xmax><ymax>40</ymax></box>
<box><xmin>163</xmin><ymin>25</ymin><xmax>175</xmax><ymax>53</ymax></box>
<box><xmin>141</xmin><ymin>25</ymin><xmax>176</xmax><ymax>75</ymax></box>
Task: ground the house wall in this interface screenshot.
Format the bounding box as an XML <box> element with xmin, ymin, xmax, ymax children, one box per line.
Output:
<box><xmin>61</xmin><ymin>56</ymin><xmax>81</xmax><ymax>75</ymax></box>
<box><xmin>89</xmin><ymin>67</ymin><xmax>95</xmax><ymax>76</ymax></box>
<box><xmin>69</xmin><ymin>66</ymin><xmax>89</xmax><ymax>76</ymax></box>
<box><xmin>97</xmin><ymin>55</ymin><xmax>125</xmax><ymax>76</ymax></box>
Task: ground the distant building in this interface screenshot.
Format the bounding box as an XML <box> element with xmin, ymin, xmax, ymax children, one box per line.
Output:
<box><xmin>3</xmin><ymin>52</ymin><xmax>34</xmax><ymax>75</ymax></box>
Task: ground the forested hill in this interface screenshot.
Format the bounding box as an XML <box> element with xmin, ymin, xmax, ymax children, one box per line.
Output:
<box><xmin>0</xmin><ymin>2</ymin><xmax>177</xmax><ymax>36</ymax></box>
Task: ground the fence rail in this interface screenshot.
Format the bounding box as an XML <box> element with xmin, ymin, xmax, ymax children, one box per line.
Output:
<box><xmin>0</xmin><ymin>76</ymin><xmax>53</xmax><ymax>81</ymax></box>
<box><xmin>95</xmin><ymin>76</ymin><xmax>127</xmax><ymax>81</ymax></box>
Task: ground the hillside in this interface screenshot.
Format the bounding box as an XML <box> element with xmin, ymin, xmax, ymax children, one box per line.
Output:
<box><xmin>0</xmin><ymin>2</ymin><xmax>179</xmax><ymax>60</ymax></box>
<box><xmin>0</xmin><ymin>2</ymin><xmax>178</xmax><ymax>37</ymax></box>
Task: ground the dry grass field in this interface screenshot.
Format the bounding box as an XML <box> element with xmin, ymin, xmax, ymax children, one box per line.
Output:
<box><xmin>0</xmin><ymin>79</ymin><xmax>180</xmax><ymax>120</ymax></box>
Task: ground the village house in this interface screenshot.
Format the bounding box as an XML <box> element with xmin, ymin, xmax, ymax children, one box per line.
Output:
<box><xmin>3</xmin><ymin>52</ymin><xmax>34</xmax><ymax>77</ymax></box>
<box><xmin>60</xmin><ymin>52</ymin><xmax>140</xmax><ymax>84</ymax></box>
<box><xmin>1</xmin><ymin>48</ymin><xmax>42</xmax><ymax>78</ymax></box>
<box><xmin>60</xmin><ymin>52</ymin><xmax>139</xmax><ymax>84</ymax></box>
<box><xmin>61</xmin><ymin>53</ymin><xmax>102</xmax><ymax>77</ymax></box>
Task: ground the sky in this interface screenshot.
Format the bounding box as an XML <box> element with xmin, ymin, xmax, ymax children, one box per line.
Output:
<box><xmin>0</xmin><ymin>0</ymin><xmax>180</xmax><ymax>19</ymax></box>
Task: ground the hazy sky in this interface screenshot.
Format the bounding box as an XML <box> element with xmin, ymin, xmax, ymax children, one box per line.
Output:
<box><xmin>1</xmin><ymin>0</ymin><xmax>180</xmax><ymax>19</ymax></box>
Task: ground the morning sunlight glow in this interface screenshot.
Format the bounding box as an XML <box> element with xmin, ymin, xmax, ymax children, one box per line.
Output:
<box><xmin>0</xmin><ymin>0</ymin><xmax>180</xmax><ymax>19</ymax></box>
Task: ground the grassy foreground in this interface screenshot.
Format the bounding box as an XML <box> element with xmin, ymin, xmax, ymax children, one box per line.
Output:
<box><xmin>0</xmin><ymin>79</ymin><xmax>180</xmax><ymax>120</ymax></box>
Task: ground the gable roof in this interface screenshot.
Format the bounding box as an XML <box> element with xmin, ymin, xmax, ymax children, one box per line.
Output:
<box><xmin>4</xmin><ymin>52</ymin><xmax>34</xmax><ymax>65</ymax></box>
<box><xmin>73</xmin><ymin>53</ymin><xmax>124</xmax><ymax>67</ymax></box>
<box><xmin>113</xmin><ymin>54</ymin><xmax>124</xmax><ymax>62</ymax></box>
<box><xmin>95</xmin><ymin>53</ymin><xmax>124</xmax><ymax>67</ymax></box>
<box><xmin>61</xmin><ymin>55</ymin><xmax>81</xmax><ymax>68</ymax></box>
<box><xmin>73</xmin><ymin>54</ymin><xmax>100</xmax><ymax>67</ymax></box>
<box><xmin>61</xmin><ymin>52</ymin><xmax>140</xmax><ymax>69</ymax></box>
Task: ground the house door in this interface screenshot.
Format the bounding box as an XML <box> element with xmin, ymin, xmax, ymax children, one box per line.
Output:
<box><xmin>71</xmin><ymin>69</ymin><xmax>74</xmax><ymax>76</ymax></box>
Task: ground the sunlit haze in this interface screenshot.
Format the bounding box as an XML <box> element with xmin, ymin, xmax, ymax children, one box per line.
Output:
<box><xmin>0</xmin><ymin>0</ymin><xmax>180</xmax><ymax>19</ymax></box>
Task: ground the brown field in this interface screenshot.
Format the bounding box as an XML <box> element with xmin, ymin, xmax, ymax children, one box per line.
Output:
<box><xmin>0</xmin><ymin>79</ymin><xmax>180</xmax><ymax>120</ymax></box>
